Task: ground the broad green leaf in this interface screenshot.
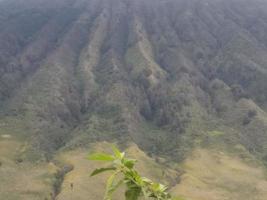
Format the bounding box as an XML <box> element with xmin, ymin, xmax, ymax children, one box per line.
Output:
<box><xmin>151</xmin><ymin>183</ymin><xmax>168</xmax><ymax>192</ymax></box>
<box><xmin>123</xmin><ymin>159</ymin><xmax>137</xmax><ymax>169</ymax></box>
<box><xmin>90</xmin><ymin>167</ymin><xmax>116</xmax><ymax>177</ymax></box>
<box><xmin>107</xmin><ymin>179</ymin><xmax>124</xmax><ymax>196</ymax></box>
<box><xmin>141</xmin><ymin>177</ymin><xmax>153</xmax><ymax>184</ymax></box>
<box><xmin>112</xmin><ymin>145</ymin><xmax>125</xmax><ymax>159</ymax></box>
<box><xmin>124</xmin><ymin>170</ymin><xmax>135</xmax><ymax>180</ymax></box>
<box><xmin>141</xmin><ymin>186</ymin><xmax>150</xmax><ymax>199</ymax></box>
<box><xmin>158</xmin><ymin>183</ymin><xmax>168</xmax><ymax>192</ymax></box>
<box><xmin>104</xmin><ymin>172</ymin><xmax>116</xmax><ymax>200</ymax></box>
<box><xmin>88</xmin><ymin>153</ymin><xmax>114</xmax><ymax>161</ymax></box>
<box><xmin>125</xmin><ymin>187</ymin><xmax>142</xmax><ymax>200</ymax></box>
<box><xmin>134</xmin><ymin>174</ymin><xmax>143</xmax><ymax>186</ymax></box>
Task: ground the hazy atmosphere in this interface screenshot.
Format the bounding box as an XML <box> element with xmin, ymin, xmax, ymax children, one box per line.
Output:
<box><xmin>1</xmin><ymin>0</ymin><xmax>267</xmax><ymax>199</ymax></box>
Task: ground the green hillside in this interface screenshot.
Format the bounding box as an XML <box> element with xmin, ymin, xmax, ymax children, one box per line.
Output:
<box><xmin>1</xmin><ymin>0</ymin><xmax>267</xmax><ymax>199</ymax></box>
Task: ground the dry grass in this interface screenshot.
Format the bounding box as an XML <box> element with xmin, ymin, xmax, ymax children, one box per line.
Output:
<box><xmin>56</xmin><ymin>142</ymin><xmax>178</xmax><ymax>200</ymax></box>
<box><xmin>172</xmin><ymin>148</ymin><xmax>267</xmax><ymax>200</ymax></box>
<box><xmin>2</xmin><ymin>140</ymin><xmax>267</xmax><ymax>200</ymax></box>
<box><xmin>0</xmin><ymin>137</ymin><xmax>55</xmax><ymax>200</ymax></box>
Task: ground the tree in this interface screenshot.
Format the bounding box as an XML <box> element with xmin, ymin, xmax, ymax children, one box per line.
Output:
<box><xmin>88</xmin><ymin>145</ymin><xmax>178</xmax><ymax>200</ymax></box>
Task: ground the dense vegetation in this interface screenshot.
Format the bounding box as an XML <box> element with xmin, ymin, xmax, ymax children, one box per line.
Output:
<box><xmin>0</xmin><ymin>0</ymin><xmax>267</xmax><ymax>162</ymax></box>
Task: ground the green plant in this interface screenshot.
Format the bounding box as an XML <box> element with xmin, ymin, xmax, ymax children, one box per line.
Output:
<box><xmin>88</xmin><ymin>145</ymin><xmax>177</xmax><ymax>200</ymax></box>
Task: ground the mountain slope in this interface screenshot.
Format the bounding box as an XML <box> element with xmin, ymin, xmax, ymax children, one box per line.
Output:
<box><xmin>1</xmin><ymin>0</ymin><xmax>267</xmax><ymax>199</ymax></box>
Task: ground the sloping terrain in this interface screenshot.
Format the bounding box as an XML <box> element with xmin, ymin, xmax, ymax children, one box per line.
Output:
<box><xmin>1</xmin><ymin>0</ymin><xmax>267</xmax><ymax>199</ymax></box>
<box><xmin>173</xmin><ymin>148</ymin><xmax>267</xmax><ymax>200</ymax></box>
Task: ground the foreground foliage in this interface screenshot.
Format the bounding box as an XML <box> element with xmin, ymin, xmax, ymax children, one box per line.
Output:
<box><xmin>88</xmin><ymin>145</ymin><xmax>177</xmax><ymax>200</ymax></box>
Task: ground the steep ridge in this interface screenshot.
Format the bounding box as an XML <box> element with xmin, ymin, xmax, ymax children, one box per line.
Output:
<box><xmin>0</xmin><ymin>0</ymin><xmax>267</xmax><ymax>161</ymax></box>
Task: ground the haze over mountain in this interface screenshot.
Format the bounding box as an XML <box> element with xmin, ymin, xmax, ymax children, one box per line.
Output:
<box><xmin>1</xmin><ymin>0</ymin><xmax>267</xmax><ymax>199</ymax></box>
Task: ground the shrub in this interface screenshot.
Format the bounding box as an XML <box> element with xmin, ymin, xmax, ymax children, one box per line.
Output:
<box><xmin>243</xmin><ymin>110</ymin><xmax>257</xmax><ymax>126</ymax></box>
<box><xmin>248</xmin><ymin>110</ymin><xmax>257</xmax><ymax>118</ymax></box>
<box><xmin>88</xmin><ymin>145</ymin><xmax>178</xmax><ymax>200</ymax></box>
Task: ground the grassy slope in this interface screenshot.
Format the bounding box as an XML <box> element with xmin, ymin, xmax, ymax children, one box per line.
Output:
<box><xmin>0</xmin><ymin>135</ymin><xmax>56</xmax><ymax>200</ymax></box>
<box><xmin>55</xmin><ymin>142</ymin><xmax>267</xmax><ymax>200</ymax></box>
<box><xmin>172</xmin><ymin>148</ymin><xmax>267</xmax><ymax>200</ymax></box>
<box><xmin>56</xmin><ymin>142</ymin><xmax>179</xmax><ymax>200</ymax></box>
<box><xmin>1</xmin><ymin>136</ymin><xmax>267</xmax><ymax>200</ymax></box>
